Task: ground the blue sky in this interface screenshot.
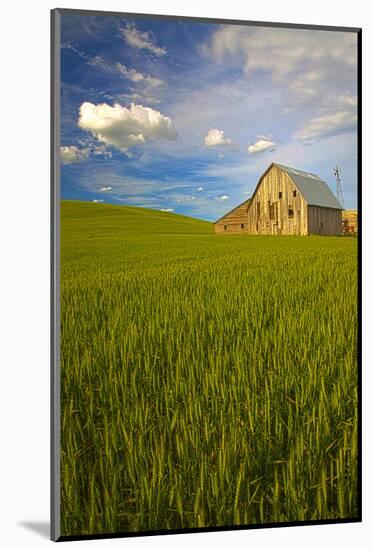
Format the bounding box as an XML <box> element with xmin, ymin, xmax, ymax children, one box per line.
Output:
<box><xmin>60</xmin><ymin>14</ymin><xmax>358</xmax><ymax>220</ymax></box>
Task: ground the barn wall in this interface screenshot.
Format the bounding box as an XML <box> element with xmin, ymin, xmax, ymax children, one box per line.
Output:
<box><xmin>214</xmin><ymin>200</ymin><xmax>250</xmax><ymax>233</ymax></box>
<box><xmin>245</xmin><ymin>165</ymin><xmax>308</xmax><ymax>235</ymax></box>
<box><xmin>308</xmin><ymin>206</ymin><xmax>342</xmax><ymax>235</ymax></box>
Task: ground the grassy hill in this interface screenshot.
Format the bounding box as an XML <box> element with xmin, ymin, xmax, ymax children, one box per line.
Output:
<box><xmin>61</xmin><ymin>200</ymin><xmax>213</xmax><ymax>238</ymax></box>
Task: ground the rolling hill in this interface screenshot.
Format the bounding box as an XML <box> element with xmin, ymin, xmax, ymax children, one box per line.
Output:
<box><xmin>61</xmin><ymin>200</ymin><xmax>213</xmax><ymax>239</ymax></box>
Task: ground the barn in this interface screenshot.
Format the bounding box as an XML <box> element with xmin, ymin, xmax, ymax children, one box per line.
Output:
<box><xmin>214</xmin><ymin>163</ymin><xmax>343</xmax><ymax>236</ymax></box>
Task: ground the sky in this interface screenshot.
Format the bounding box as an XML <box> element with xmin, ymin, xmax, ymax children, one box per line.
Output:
<box><xmin>60</xmin><ymin>13</ymin><xmax>358</xmax><ymax>221</ymax></box>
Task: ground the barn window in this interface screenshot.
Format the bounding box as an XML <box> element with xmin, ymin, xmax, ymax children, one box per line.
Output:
<box><xmin>279</xmin><ymin>191</ymin><xmax>282</xmax><ymax>199</ymax></box>
<box><xmin>224</xmin><ymin>225</ymin><xmax>228</xmax><ymax>231</ymax></box>
<box><xmin>241</xmin><ymin>223</ymin><xmax>244</xmax><ymax>229</ymax></box>
<box><xmin>288</xmin><ymin>207</ymin><xmax>294</xmax><ymax>218</ymax></box>
<box><xmin>293</xmin><ymin>190</ymin><xmax>297</xmax><ymax>197</ymax></box>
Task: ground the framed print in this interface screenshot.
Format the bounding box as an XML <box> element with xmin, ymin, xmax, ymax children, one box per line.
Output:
<box><xmin>51</xmin><ymin>8</ymin><xmax>361</xmax><ymax>541</ymax></box>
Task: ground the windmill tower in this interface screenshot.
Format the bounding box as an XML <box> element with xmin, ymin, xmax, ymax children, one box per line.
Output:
<box><xmin>334</xmin><ymin>166</ymin><xmax>347</xmax><ymax>234</ymax></box>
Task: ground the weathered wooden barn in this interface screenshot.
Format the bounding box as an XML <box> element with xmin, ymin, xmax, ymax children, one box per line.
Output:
<box><xmin>214</xmin><ymin>163</ymin><xmax>343</xmax><ymax>236</ymax></box>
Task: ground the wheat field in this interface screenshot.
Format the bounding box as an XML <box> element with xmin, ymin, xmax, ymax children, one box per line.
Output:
<box><xmin>60</xmin><ymin>200</ymin><xmax>358</xmax><ymax>536</ymax></box>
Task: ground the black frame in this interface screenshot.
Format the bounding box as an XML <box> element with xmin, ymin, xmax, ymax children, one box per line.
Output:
<box><xmin>51</xmin><ymin>8</ymin><xmax>362</xmax><ymax>542</ymax></box>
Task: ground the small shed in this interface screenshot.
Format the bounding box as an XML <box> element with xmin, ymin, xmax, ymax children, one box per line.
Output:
<box><xmin>214</xmin><ymin>163</ymin><xmax>343</xmax><ymax>236</ymax></box>
<box><xmin>342</xmin><ymin>210</ymin><xmax>358</xmax><ymax>235</ymax></box>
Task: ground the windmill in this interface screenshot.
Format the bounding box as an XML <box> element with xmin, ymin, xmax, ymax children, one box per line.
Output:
<box><xmin>333</xmin><ymin>166</ymin><xmax>345</xmax><ymax>208</ymax></box>
<box><xmin>334</xmin><ymin>166</ymin><xmax>347</xmax><ymax>234</ymax></box>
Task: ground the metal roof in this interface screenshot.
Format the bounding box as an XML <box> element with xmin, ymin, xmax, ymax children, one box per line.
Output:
<box><xmin>275</xmin><ymin>163</ymin><xmax>343</xmax><ymax>210</ymax></box>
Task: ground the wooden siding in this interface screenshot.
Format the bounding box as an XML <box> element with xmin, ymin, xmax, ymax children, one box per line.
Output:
<box><xmin>214</xmin><ymin>200</ymin><xmax>250</xmax><ymax>233</ymax></box>
<box><xmin>308</xmin><ymin>206</ymin><xmax>342</xmax><ymax>235</ymax></box>
<box><xmin>243</xmin><ymin>165</ymin><xmax>308</xmax><ymax>235</ymax></box>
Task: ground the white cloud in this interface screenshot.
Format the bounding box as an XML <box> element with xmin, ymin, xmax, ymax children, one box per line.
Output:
<box><xmin>247</xmin><ymin>138</ymin><xmax>276</xmax><ymax>154</ymax></box>
<box><xmin>86</xmin><ymin>55</ymin><xmax>110</xmax><ymax>70</ymax></box>
<box><xmin>197</xmin><ymin>186</ymin><xmax>204</xmax><ymax>192</ymax></box>
<box><xmin>83</xmin><ymin>54</ymin><xmax>164</xmax><ymax>91</ymax></box>
<box><xmin>203</xmin><ymin>26</ymin><xmax>356</xmax><ymax>81</ymax></box>
<box><xmin>78</xmin><ymin>102</ymin><xmax>177</xmax><ymax>152</ymax></box>
<box><xmin>295</xmin><ymin>111</ymin><xmax>357</xmax><ymax>143</ymax></box>
<box><xmin>116</xmin><ymin>63</ymin><xmax>164</xmax><ymax>87</ymax></box>
<box><xmin>99</xmin><ymin>186</ymin><xmax>112</xmax><ymax>192</ymax></box>
<box><xmin>216</xmin><ymin>194</ymin><xmax>230</xmax><ymax>201</ymax></box>
<box><xmin>92</xmin><ymin>199</ymin><xmax>104</xmax><ymax>203</ymax></box>
<box><xmin>202</xmin><ymin>26</ymin><xmax>357</xmax><ymax>135</ymax></box>
<box><xmin>160</xmin><ymin>208</ymin><xmax>174</xmax><ymax>212</ymax></box>
<box><xmin>90</xmin><ymin>144</ymin><xmax>113</xmax><ymax>159</ymax></box>
<box><xmin>60</xmin><ymin>145</ymin><xmax>89</xmax><ymax>164</ymax></box>
<box><xmin>204</xmin><ymin>128</ymin><xmax>232</xmax><ymax>147</ymax></box>
<box><xmin>121</xmin><ymin>25</ymin><xmax>166</xmax><ymax>56</ymax></box>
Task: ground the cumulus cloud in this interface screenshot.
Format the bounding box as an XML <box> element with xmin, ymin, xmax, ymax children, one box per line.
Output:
<box><xmin>247</xmin><ymin>137</ymin><xmax>276</xmax><ymax>154</ymax></box>
<box><xmin>197</xmin><ymin>186</ymin><xmax>204</xmax><ymax>191</ymax></box>
<box><xmin>295</xmin><ymin>111</ymin><xmax>357</xmax><ymax>143</ymax></box>
<box><xmin>160</xmin><ymin>208</ymin><xmax>174</xmax><ymax>212</ymax></box>
<box><xmin>116</xmin><ymin>63</ymin><xmax>164</xmax><ymax>87</ymax></box>
<box><xmin>60</xmin><ymin>145</ymin><xmax>90</xmax><ymax>164</ymax></box>
<box><xmin>92</xmin><ymin>199</ymin><xmax>104</xmax><ymax>203</ymax></box>
<box><xmin>78</xmin><ymin>102</ymin><xmax>177</xmax><ymax>152</ymax></box>
<box><xmin>121</xmin><ymin>25</ymin><xmax>166</xmax><ymax>56</ymax></box>
<box><xmin>99</xmin><ymin>186</ymin><xmax>112</xmax><ymax>192</ymax></box>
<box><xmin>216</xmin><ymin>194</ymin><xmax>229</xmax><ymax>201</ymax></box>
<box><xmin>204</xmin><ymin>128</ymin><xmax>232</xmax><ymax>147</ymax></box>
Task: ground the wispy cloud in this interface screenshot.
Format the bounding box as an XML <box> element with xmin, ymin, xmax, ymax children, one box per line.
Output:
<box><xmin>116</xmin><ymin>63</ymin><xmax>164</xmax><ymax>88</ymax></box>
<box><xmin>121</xmin><ymin>25</ymin><xmax>166</xmax><ymax>56</ymax></box>
<box><xmin>203</xmin><ymin>25</ymin><xmax>356</xmax><ymax>82</ymax></box>
<box><xmin>295</xmin><ymin>111</ymin><xmax>357</xmax><ymax>143</ymax></box>
<box><xmin>216</xmin><ymin>194</ymin><xmax>230</xmax><ymax>202</ymax></box>
<box><xmin>99</xmin><ymin>186</ymin><xmax>112</xmax><ymax>192</ymax></box>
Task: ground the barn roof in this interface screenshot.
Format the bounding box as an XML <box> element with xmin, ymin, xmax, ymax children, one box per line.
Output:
<box><xmin>275</xmin><ymin>163</ymin><xmax>343</xmax><ymax>209</ymax></box>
